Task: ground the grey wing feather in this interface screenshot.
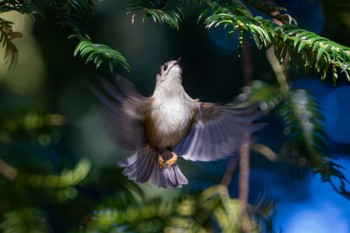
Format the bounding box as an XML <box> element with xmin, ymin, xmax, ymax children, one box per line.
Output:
<box><xmin>92</xmin><ymin>75</ymin><xmax>149</xmax><ymax>151</ymax></box>
<box><xmin>174</xmin><ymin>103</ymin><xmax>265</xmax><ymax>161</ymax></box>
<box><xmin>162</xmin><ymin>166</ymin><xmax>188</xmax><ymax>188</ymax></box>
<box><xmin>118</xmin><ymin>147</ymin><xmax>158</xmax><ymax>183</ymax></box>
<box><xmin>118</xmin><ymin>147</ymin><xmax>188</xmax><ymax>188</ymax></box>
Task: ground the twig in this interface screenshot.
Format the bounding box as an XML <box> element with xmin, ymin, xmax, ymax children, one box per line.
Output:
<box><xmin>242</xmin><ymin>37</ymin><xmax>253</xmax><ymax>84</ymax></box>
<box><xmin>266</xmin><ymin>47</ymin><xmax>289</xmax><ymax>92</ymax></box>
<box><xmin>266</xmin><ymin>0</ymin><xmax>290</xmax><ymax>92</ymax></box>
<box><xmin>238</xmin><ymin>36</ymin><xmax>253</xmax><ymax>233</ymax></box>
<box><xmin>221</xmin><ymin>156</ymin><xmax>239</xmax><ymax>187</ymax></box>
<box><xmin>239</xmin><ymin>135</ymin><xmax>251</xmax><ymax>233</ymax></box>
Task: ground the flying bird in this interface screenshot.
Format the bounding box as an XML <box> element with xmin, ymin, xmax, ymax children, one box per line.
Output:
<box><xmin>94</xmin><ymin>58</ymin><xmax>263</xmax><ymax>188</ymax></box>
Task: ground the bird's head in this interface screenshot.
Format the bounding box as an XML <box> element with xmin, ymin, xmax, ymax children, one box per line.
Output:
<box><xmin>156</xmin><ymin>58</ymin><xmax>183</xmax><ymax>85</ymax></box>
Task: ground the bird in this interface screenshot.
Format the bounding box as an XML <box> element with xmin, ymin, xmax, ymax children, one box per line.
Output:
<box><xmin>93</xmin><ymin>58</ymin><xmax>264</xmax><ymax>188</ymax></box>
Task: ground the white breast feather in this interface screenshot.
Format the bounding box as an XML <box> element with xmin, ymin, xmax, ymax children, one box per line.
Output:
<box><xmin>153</xmin><ymin>97</ymin><xmax>191</xmax><ymax>136</ymax></box>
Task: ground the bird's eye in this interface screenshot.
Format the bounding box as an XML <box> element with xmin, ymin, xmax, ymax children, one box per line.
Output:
<box><xmin>163</xmin><ymin>64</ymin><xmax>168</xmax><ymax>71</ymax></box>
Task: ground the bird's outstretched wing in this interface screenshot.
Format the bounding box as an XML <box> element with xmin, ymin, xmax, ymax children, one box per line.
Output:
<box><xmin>174</xmin><ymin>102</ymin><xmax>265</xmax><ymax>161</ymax></box>
<box><xmin>92</xmin><ymin>75</ymin><xmax>150</xmax><ymax>151</ymax></box>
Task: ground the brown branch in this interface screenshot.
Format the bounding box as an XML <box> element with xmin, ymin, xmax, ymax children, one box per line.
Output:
<box><xmin>238</xmin><ymin>36</ymin><xmax>254</xmax><ymax>233</ymax></box>
<box><xmin>221</xmin><ymin>156</ymin><xmax>239</xmax><ymax>187</ymax></box>
<box><xmin>239</xmin><ymin>135</ymin><xmax>251</xmax><ymax>233</ymax></box>
<box><xmin>242</xmin><ymin>38</ymin><xmax>253</xmax><ymax>84</ymax></box>
<box><xmin>266</xmin><ymin>0</ymin><xmax>290</xmax><ymax>84</ymax></box>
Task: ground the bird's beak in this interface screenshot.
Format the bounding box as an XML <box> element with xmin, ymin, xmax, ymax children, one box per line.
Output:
<box><xmin>176</xmin><ymin>57</ymin><xmax>182</xmax><ymax>65</ymax></box>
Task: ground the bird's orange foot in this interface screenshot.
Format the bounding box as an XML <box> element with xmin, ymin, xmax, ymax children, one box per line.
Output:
<box><xmin>159</xmin><ymin>155</ymin><xmax>165</xmax><ymax>169</ymax></box>
<box><xmin>165</xmin><ymin>152</ymin><xmax>178</xmax><ymax>168</ymax></box>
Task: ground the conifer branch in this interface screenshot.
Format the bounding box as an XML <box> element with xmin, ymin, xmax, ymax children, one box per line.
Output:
<box><xmin>199</xmin><ymin>0</ymin><xmax>350</xmax><ymax>83</ymax></box>
<box><xmin>57</xmin><ymin>0</ymin><xmax>130</xmax><ymax>72</ymax></box>
<box><xmin>125</xmin><ymin>0</ymin><xmax>185</xmax><ymax>30</ymax></box>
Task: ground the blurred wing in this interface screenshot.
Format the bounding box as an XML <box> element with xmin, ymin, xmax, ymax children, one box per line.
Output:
<box><xmin>92</xmin><ymin>75</ymin><xmax>150</xmax><ymax>151</ymax></box>
<box><xmin>174</xmin><ymin>102</ymin><xmax>265</xmax><ymax>161</ymax></box>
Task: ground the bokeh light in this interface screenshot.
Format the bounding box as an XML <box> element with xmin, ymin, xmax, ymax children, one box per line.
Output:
<box><xmin>0</xmin><ymin>11</ymin><xmax>45</xmax><ymax>95</ymax></box>
<box><xmin>208</xmin><ymin>27</ymin><xmax>240</xmax><ymax>52</ymax></box>
<box><xmin>322</xmin><ymin>86</ymin><xmax>350</xmax><ymax>143</ymax></box>
<box><xmin>274</xmin><ymin>156</ymin><xmax>350</xmax><ymax>233</ymax></box>
<box><xmin>293</xmin><ymin>78</ymin><xmax>350</xmax><ymax>144</ymax></box>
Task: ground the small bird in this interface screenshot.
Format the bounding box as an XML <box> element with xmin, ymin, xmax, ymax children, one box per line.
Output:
<box><xmin>94</xmin><ymin>58</ymin><xmax>263</xmax><ymax>188</ymax></box>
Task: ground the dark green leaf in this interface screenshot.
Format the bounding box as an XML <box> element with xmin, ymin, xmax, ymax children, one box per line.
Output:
<box><xmin>125</xmin><ymin>0</ymin><xmax>185</xmax><ymax>30</ymax></box>
<box><xmin>74</xmin><ymin>40</ymin><xmax>130</xmax><ymax>72</ymax></box>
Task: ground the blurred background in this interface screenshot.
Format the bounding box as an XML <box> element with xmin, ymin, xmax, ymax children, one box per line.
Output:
<box><xmin>0</xmin><ymin>0</ymin><xmax>349</xmax><ymax>232</ymax></box>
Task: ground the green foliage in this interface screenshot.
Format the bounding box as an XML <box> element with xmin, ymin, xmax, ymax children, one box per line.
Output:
<box><xmin>25</xmin><ymin>158</ymin><xmax>91</xmax><ymax>188</ymax></box>
<box><xmin>196</xmin><ymin>0</ymin><xmax>350</xmax><ymax>199</ymax></box>
<box><xmin>0</xmin><ymin>0</ymin><xmax>129</xmax><ymax>72</ymax></box>
<box><xmin>1</xmin><ymin>0</ymin><xmax>349</xmax><ymax>78</ymax></box>
<box><xmin>261</xmin><ymin>21</ymin><xmax>350</xmax><ymax>83</ymax></box>
<box><xmin>0</xmin><ymin>208</ymin><xmax>49</xmax><ymax>233</ymax></box>
<box><xmin>0</xmin><ymin>1</ymin><xmax>43</xmax><ymax>15</ymax></box>
<box><xmin>0</xmin><ymin>110</ymin><xmax>66</xmax><ymax>145</ymax></box>
<box><xmin>57</xmin><ymin>0</ymin><xmax>130</xmax><ymax>72</ymax></box>
<box><xmin>0</xmin><ymin>148</ymin><xmax>96</xmax><ymax>231</ymax></box>
<box><xmin>199</xmin><ymin>1</ymin><xmax>350</xmax><ymax>83</ymax></box>
<box><xmin>199</xmin><ymin>0</ymin><xmax>271</xmax><ymax>50</ymax></box>
<box><xmin>248</xmin><ymin>81</ymin><xmax>350</xmax><ymax>199</ymax></box>
<box><xmin>56</xmin><ymin>0</ymin><xmax>94</xmax><ymax>37</ymax></box>
<box><xmin>74</xmin><ymin>40</ymin><xmax>131</xmax><ymax>72</ymax></box>
<box><xmin>243</xmin><ymin>80</ymin><xmax>283</xmax><ymax>111</ymax></box>
<box><xmin>0</xmin><ymin>158</ymin><xmax>91</xmax><ymax>232</ymax></box>
<box><xmin>279</xmin><ymin>89</ymin><xmax>350</xmax><ymax>198</ymax></box>
<box><xmin>123</xmin><ymin>0</ymin><xmax>350</xmax><ymax>82</ymax></box>
<box><xmin>83</xmin><ymin>185</ymin><xmax>274</xmax><ymax>233</ymax></box>
<box><xmin>125</xmin><ymin>0</ymin><xmax>185</xmax><ymax>30</ymax></box>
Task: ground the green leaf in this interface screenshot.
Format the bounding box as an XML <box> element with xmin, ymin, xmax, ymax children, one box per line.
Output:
<box><xmin>332</xmin><ymin>65</ymin><xmax>338</xmax><ymax>84</ymax></box>
<box><xmin>296</xmin><ymin>40</ymin><xmax>308</xmax><ymax>53</ymax></box>
<box><xmin>199</xmin><ymin>1</ymin><xmax>271</xmax><ymax>50</ymax></box>
<box><xmin>74</xmin><ymin>40</ymin><xmax>130</xmax><ymax>72</ymax></box>
<box><xmin>84</xmin><ymin>184</ymin><xmax>271</xmax><ymax>232</ymax></box>
<box><xmin>342</xmin><ymin>69</ymin><xmax>350</xmax><ymax>81</ymax></box>
<box><xmin>125</xmin><ymin>0</ymin><xmax>185</xmax><ymax>30</ymax></box>
<box><xmin>244</xmin><ymin>80</ymin><xmax>283</xmax><ymax>111</ymax></box>
<box><xmin>321</xmin><ymin>63</ymin><xmax>329</xmax><ymax>80</ymax></box>
<box><xmin>57</xmin><ymin>0</ymin><xmax>94</xmax><ymax>37</ymax></box>
<box><xmin>0</xmin><ymin>208</ymin><xmax>49</xmax><ymax>233</ymax></box>
<box><xmin>26</xmin><ymin>159</ymin><xmax>90</xmax><ymax>188</ymax></box>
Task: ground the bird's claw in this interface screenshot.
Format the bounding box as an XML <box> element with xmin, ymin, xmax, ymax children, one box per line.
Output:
<box><xmin>165</xmin><ymin>152</ymin><xmax>178</xmax><ymax>167</ymax></box>
<box><xmin>159</xmin><ymin>155</ymin><xmax>165</xmax><ymax>169</ymax></box>
<box><xmin>158</xmin><ymin>152</ymin><xmax>178</xmax><ymax>170</ymax></box>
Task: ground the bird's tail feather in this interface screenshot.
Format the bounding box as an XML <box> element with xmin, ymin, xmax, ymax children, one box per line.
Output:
<box><xmin>118</xmin><ymin>147</ymin><xmax>188</xmax><ymax>188</ymax></box>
